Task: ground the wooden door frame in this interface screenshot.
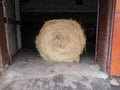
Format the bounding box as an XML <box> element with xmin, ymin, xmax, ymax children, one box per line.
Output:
<box><xmin>0</xmin><ymin>1</ymin><xmax>10</xmax><ymax>68</ymax></box>
<box><xmin>95</xmin><ymin>0</ymin><xmax>100</xmax><ymax>63</ymax></box>
<box><xmin>107</xmin><ymin>0</ymin><xmax>116</xmax><ymax>73</ymax></box>
<box><xmin>95</xmin><ymin>0</ymin><xmax>116</xmax><ymax>74</ymax></box>
<box><xmin>110</xmin><ymin>0</ymin><xmax>120</xmax><ymax>76</ymax></box>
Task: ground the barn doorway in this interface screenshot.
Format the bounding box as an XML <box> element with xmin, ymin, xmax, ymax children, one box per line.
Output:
<box><xmin>0</xmin><ymin>0</ymin><xmax>99</xmax><ymax>73</ymax></box>
<box><xmin>0</xmin><ymin>0</ymin><xmax>108</xmax><ymax>73</ymax></box>
<box><xmin>21</xmin><ymin>12</ymin><xmax>97</xmax><ymax>63</ymax></box>
<box><xmin>20</xmin><ymin>0</ymin><xmax>98</xmax><ymax>64</ymax></box>
<box><xmin>1</xmin><ymin>0</ymin><xmax>120</xmax><ymax>89</ymax></box>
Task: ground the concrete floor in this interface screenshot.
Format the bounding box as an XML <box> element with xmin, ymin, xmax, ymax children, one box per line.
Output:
<box><xmin>0</xmin><ymin>48</ymin><xmax>120</xmax><ymax>90</ymax></box>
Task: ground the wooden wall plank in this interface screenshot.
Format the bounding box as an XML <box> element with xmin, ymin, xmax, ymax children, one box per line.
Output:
<box><xmin>110</xmin><ymin>0</ymin><xmax>120</xmax><ymax>76</ymax></box>
<box><xmin>0</xmin><ymin>2</ymin><xmax>10</xmax><ymax>67</ymax></box>
<box><xmin>96</xmin><ymin>0</ymin><xmax>110</xmax><ymax>71</ymax></box>
<box><xmin>2</xmin><ymin>0</ymin><xmax>17</xmax><ymax>63</ymax></box>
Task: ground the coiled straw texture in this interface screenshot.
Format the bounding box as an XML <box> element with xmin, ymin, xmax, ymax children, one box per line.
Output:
<box><xmin>35</xmin><ymin>19</ymin><xmax>86</xmax><ymax>62</ymax></box>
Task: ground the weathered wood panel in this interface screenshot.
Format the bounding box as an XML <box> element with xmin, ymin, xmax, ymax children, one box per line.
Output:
<box><xmin>110</xmin><ymin>0</ymin><xmax>120</xmax><ymax>76</ymax></box>
<box><xmin>96</xmin><ymin>0</ymin><xmax>115</xmax><ymax>71</ymax></box>
<box><xmin>2</xmin><ymin>0</ymin><xmax>17</xmax><ymax>63</ymax></box>
<box><xmin>96</xmin><ymin>0</ymin><xmax>109</xmax><ymax>70</ymax></box>
<box><xmin>0</xmin><ymin>2</ymin><xmax>10</xmax><ymax>67</ymax></box>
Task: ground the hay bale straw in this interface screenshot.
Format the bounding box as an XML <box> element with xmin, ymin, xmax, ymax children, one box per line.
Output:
<box><xmin>35</xmin><ymin>19</ymin><xmax>86</xmax><ymax>62</ymax></box>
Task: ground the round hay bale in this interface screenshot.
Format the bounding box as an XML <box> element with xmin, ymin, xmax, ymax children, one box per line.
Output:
<box><xmin>35</xmin><ymin>19</ymin><xmax>86</xmax><ymax>62</ymax></box>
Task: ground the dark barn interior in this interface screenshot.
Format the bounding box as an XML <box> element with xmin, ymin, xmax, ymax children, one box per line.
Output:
<box><xmin>21</xmin><ymin>13</ymin><xmax>97</xmax><ymax>49</ymax></box>
<box><xmin>20</xmin><ymin>0</ymin><xmax>98</xmax><ymax>59</ymax></box>
<box><xmin>1</xmin><ymin>0</ymin><xmax>120</xmax><ymax>89</ymax></box>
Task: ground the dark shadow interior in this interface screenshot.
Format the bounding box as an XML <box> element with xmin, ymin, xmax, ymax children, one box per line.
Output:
<box><xmin>21</xmin><ymin>12</ymin><xmax>97</xmax><ymax>48</ymax></box>
<box><xmin>20</xmin><ymin>0</ymin><xmax>98</xmax><ymax>61</ymax></box>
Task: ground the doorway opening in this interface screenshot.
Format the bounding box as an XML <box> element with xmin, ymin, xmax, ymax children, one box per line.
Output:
<box><xmin>0</xmin><ymin>0</ymin><xmax>100</xmax><ymax>70</ymax></box>
<box><xmin>1</xmin><ymin>0</ymin><xmax>120</xmax><ymax>89</ymax></box>
<box><xmin>20</xmin><ymin>0</ymin><xmax>98</xmax><ymax>64</ymax></box>
<box><xmin>2</xmin><ymin>0</ymin><xmax>118</xmax><ymax>89</ymax></box>
<box><xmin>3</xmin><ymin>0</ymin><xmax>114</xmax><ymax>82</ymax></box>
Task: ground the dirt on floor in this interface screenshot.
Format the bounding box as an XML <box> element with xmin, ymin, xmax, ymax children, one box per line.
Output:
<box><xmin>0</xmin><ymin>49</ymin><xmax>120</xmax><ymax>90</ymax></box>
